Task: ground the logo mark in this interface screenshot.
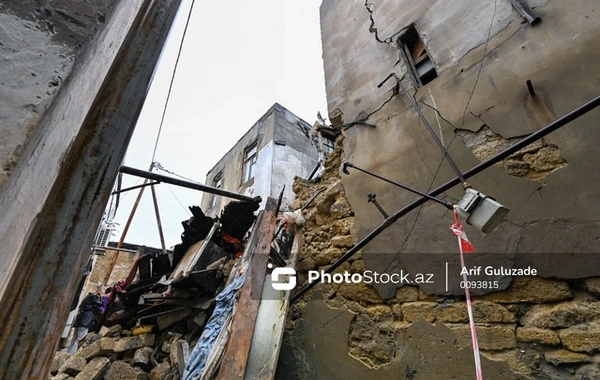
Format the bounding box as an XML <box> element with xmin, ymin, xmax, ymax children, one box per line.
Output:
<box><xmin>271</xmin><ymin>266</ymin><xmax>297</xmax><ymax>290</ymax></box>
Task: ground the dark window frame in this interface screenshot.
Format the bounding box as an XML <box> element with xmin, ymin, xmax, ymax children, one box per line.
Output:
<box><xmin>210</xmin><ymin>172</ymin><xmax>222</xmax><ymax>208</ymax></box>
<box><xmin>242</xmin><ymin>141</ymin><xmax>258</xmax><ymax>184</ymax></box>
<box><xmin>399</xmin><ymin>26</ymin><xmax>438</xmax><ymax>87</ymax></box>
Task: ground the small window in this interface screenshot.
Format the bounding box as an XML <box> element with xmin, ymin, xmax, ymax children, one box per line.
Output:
<box><xmin>211</xmin><ymin>172</ymin><xmax>222</xmax><ymax>208</ymax></box>
<box><xmin>399</xmin><ymin>26</ymin><xmax>438</xmax><ymax>87</ymax></box>
<box><xmin>242</xmin><ymin>142</ymin><xmax>258</xmax><ymax>183</ymax></box>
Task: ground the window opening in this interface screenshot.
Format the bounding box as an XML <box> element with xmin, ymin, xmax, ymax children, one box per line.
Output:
<box><xmin>242</xmin><ymin>142</ymin><xmax>258</xmax><ymax>183</ymax></box>
<box><xmin>211</xmin><ymin>172</ymin><xmax>222</xmax><ymax>208</ymax></box>
<box><xmin>399</xmin><ymin>26</ymin><xmax>438</xmax><ymax>87</ymax></box>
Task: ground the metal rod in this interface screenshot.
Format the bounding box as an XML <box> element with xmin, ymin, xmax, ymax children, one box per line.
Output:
<box><xmin>150</xmin><ymin>184</ymin><xmax>167</xmax><ymax>255</ymax></box>
<box><xmin>111</xmin><ymin>181</ymin><xmax>160</xmax><ymax>195</ymax></box>
<box><xmin>526</xmin><ymin>80</ymin><xmax>535</xmax><ymax>96</ymax></box>
<box><xmin>104</xmin><ymin>176</ymin><xmax>149</xmax><ymax>285</ymax></box>
<box><xmin>367</xmin><ymin>193</ymin><xmax>390</xmax><ymax>218</ymax></box>
<box><xmin>120</xmin><ymin>165</ymin><xmax>261</xmax><ymax>203</ymax></box>
<box><xmin>291</xmin><ymin>93</ymin><xmax>600</xmax><ymax>302</ymax></box>
<box><xmin>344</xmin><ymin>162</ymin><xmax>454</xmax><ymax>209</ymax></box>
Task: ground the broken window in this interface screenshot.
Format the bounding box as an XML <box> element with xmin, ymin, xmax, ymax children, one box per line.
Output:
<box><xmin>211</xmin><ymin>172</ymin><xmax>222</xmax><ymax>208</ymax></box>
<box><xmin>399</xmin><ymin>26</ymin><xmax>438</xmax><ymax>87</ymax></box>
<box><xmin>242</xmin><ymin>142</ymin><xmax>258</xmax><ymax>183</ymax></box>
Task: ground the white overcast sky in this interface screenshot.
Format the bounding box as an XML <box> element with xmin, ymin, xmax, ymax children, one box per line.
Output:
<box><xmin>110</xmin><ymin>0</ymin><xmax>328</xmax><ymax>248</ymax></box>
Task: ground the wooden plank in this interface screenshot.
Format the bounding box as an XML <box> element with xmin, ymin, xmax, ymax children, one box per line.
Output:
<box><xmin>216</xmin><ymin>197</ymin><xmax>279</xmax><ymax>380</ymax></box>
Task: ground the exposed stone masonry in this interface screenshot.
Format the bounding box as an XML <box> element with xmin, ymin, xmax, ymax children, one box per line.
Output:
<box><xmin>457</xmin><ymin>126</ymin><xmax>568</xmax><ymax>184</ymax></box>
<box><xmin>288</xmin><ymin>136</ymin><xmax>600</xmax><ymax>379</ymax></box>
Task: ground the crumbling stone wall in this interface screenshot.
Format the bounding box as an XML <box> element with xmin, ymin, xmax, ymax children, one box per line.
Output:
<box><xmin>280</xmin><ymin>137</ymin><xmax>600</xmax><ymax>379</ymax></box>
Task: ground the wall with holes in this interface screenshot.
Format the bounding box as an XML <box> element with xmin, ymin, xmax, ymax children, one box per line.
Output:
<box><xmin>275</xmin><ymin>0</ymin><xmax>600</xmax><ymax>378</ymax></box>
<box><xmin>319</xmin><ymin>0</ymin><xmax>600</xmax><ymax>279</ymax></box>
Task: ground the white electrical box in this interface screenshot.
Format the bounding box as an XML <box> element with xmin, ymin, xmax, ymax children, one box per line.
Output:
<box><xmin>456</xmin><ymin>188</ymin><xmax>509</xmax><ymax>233</ymax></box>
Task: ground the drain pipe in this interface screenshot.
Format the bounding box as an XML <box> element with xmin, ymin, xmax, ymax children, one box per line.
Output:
<box><xmin>291</xmin><ymin>93</ymin><xmax>600</xmax><ymax>302</ymax></box>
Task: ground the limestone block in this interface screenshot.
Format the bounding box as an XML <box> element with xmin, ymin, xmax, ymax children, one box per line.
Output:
<box><xmin>50</xmin><ymin>351</ymin><xmax>71</xmax><ymax>375</ymax></box>
<box><xmin>351</xmin><ymin>259</ymin><xmax>366</xmax><ymax>273</ymax></box>
<box><xmin>314</xmin><ymin>247</ymin><xmax>342</xmax><ymax>266</ymax></box>
<box><xmin>479</xmin><ymin>277</ymin><xmax>572</xmax><ymax>304</ymax></box>
<box><xmin>453</xmin><ymin>325</ymin><xmax>516</xmax><ymax>351</ymax></box>
<box><xmin>330</xmin><ymin>235</ymin><xmax>354</xmax><ymax>248</ymax></box>
<box><xmin>332</xmin><ymin>217</ymin><xmax>354</xmax><ymax>235</ymax></box>
<box><xmin>515</xmin><ymin>327</ymin><xmax>560</xmax><ymax>345</ymax></box>
<box><xmin>149</xmin><ymin>360</ymin><xmax>171</xmax><ymax>380</ymax></box>
<box><xmin>101</xmin><ymin>324</ymin><xmax>123</xmax><ymax>338</ymax></box>
<box><xmin>59</xmin><ymin>355</ymin><xmax>87</xmax><ymax>376</ymax></box>
<box><xmin>133</xmin><ymin>346</ymin><xmax>154</xmax><ymax>370</ymax></box>
<box><xmin>521</xmin><ymin>301</ymin><xmax>600</xmax><ymax>329</ymax></box>
<box><xmin>583</xmin><ymin>277</ymin><xmax>600</xmax><ymax>296</ymax></box>
<box><xmin>401</xmin><ymin>302</ymin><xmax>471</xmax><ymax>323</ymax></box>
<box><xmin>544</xmin><ymin>350</ymin><xmax>592</xmax><ymax>366</ymax></box>
<box><xmin>472</xmin><ymin>301</ymin><xmax>516</xmax><ymax>323</ymax></box>
<box><xmin>337</xmin><ymin>281</ymin><xmax>384</xmax><ymax>304</ymax></box>
<box><xmin>393</xmin><ymin>286</ymin><xmax>419</xmax><ymax>303</ymax></box>
<box><xmin>77</xmin><ymin>334</ymin><xmax>155</xmax><ymax>360</ymax></box>
<box><xmin>73</xmin><ymin>357</ymin><xmax>110</xmax><ymax>380</ymax></box>
<box><xmin>401</xmin><ymin>302</ymin><xmax>437</xmax><ymax>323</ymax></box>
<box><xmin>330</xmin><ymin>198</ymin><xmax>353</xmax><ymax>219</ymax></box>
<box><xmin>392</xmin><ymin>304</ymin><xmax>403</xmax><ymax>320</ymax></box>
<box><xmin>104</xmin><ymin>360</ymin><xmax>148</xmax><ymax>380</ymax></box>
<box><xmin>559</xmin><ymin>324</ymin><xmax>600</xmax><ymax>354</ymax></box>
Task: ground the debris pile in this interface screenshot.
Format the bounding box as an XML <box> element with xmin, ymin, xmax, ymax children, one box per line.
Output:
<box><xmin>51</xmin><ymin>201</ymin><xmax>260</xmax><ymax>379</ymax></box>
<box><xmin>50</xmin><ymin>325</ymin><xmax>185</xmax><ymax>380</ymax></box>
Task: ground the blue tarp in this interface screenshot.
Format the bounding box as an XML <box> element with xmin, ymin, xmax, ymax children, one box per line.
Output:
<box><xmin>182</xmin><ymin>269</ymin><xmax>247</xmax><ymax>380</ymax></box>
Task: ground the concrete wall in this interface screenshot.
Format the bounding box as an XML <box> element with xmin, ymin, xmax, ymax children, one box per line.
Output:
<box><xmin>277</xmin><ymin>1</ymin><xmax>600</xmax><ymax>379</ymax></box>
<box><xmin>0</xmin><ymin>0</ymin><xmax>118</xmax><ymax>186</ymax></box>
<box><xmin>202</xmin><ymin>103</ymin><xmax>318</xmax><ymax>214</ymax></box>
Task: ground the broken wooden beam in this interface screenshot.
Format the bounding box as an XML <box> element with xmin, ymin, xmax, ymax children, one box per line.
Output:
<box><xmin>216</xmin><ymin>197</ymin><xmax>279</xmax><ymax>380</ymax></box>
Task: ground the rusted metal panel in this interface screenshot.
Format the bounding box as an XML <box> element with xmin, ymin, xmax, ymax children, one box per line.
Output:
<box><xmin>0</xmin><ymin>0</ymin><xmax>183</xmax><ymax>378</ymax></box>
<box><xmin>216</xmin><ymin>197</ymin><xmax>279</xmax><ymax>380</ymax></box>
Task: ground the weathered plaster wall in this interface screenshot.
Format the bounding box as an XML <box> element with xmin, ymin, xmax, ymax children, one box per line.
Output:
<box><xmin>280</xmin><ymin>137</ymin><xmax>600</xmax><ymax>379</ymax></box>
<box><xmin>0</xmin><ymin>0</ymin><xmax>118</xmax><ymax>186</ymax></box>
<box><xmin>202</xmin><ymin>103</ymin><xmax>318</xmax><ymax>214</ymax></box>
<box><xmin>279</xmin><ymin>1</ymin><xmax>600</xmax><ymax>378</ymax></box>
<box><xmin>320</xmin><ymin>0</ymin><xmax>600</xmax><ymax>291</ymax></box>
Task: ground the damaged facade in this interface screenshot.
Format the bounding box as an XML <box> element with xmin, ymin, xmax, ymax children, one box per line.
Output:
<box><xmin>279</xmin><ymin>0</ymin><xmax>600</xmax><ymax>379</ymax></box>
<box><xmin>200</xmin><ymin>102</ymin><xmax>331</xmax><ymax>215</ymax></box>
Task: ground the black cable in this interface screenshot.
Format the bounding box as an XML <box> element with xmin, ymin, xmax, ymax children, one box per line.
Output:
<box><xmin>151</xmin><ymin>0</ymin><xmax>197</xmax><ymax>163</ymax></box>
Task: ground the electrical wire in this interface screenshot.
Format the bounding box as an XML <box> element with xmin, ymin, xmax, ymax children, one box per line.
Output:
<box><xmin>151</xmin><ymin>0</ymin><xmax>197</xmax><ymax>164</ymax></box>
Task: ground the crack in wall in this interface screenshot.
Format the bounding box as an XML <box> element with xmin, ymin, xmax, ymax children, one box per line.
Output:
<box><xmin>456</xmin><ymin>125</ymin><xmax>568</xmax><ymax>184</ymax></box>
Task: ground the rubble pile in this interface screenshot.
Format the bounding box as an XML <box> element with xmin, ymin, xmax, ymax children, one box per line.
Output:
<box><xmin>50</xmin><ymin>325</ymin><xmax>187</xmax><ymax>380</ymax></box>
<box><xmin>51</xmin><ymin>201</ymin><xmax>261</xmax><ymax>380</ymax></box>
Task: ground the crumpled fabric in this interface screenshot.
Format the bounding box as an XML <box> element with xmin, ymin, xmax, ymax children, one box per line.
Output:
<box><xmin>182</xmin><ymin>269</ymin><xmax>248</xmax><ymax>380</ymax></box>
